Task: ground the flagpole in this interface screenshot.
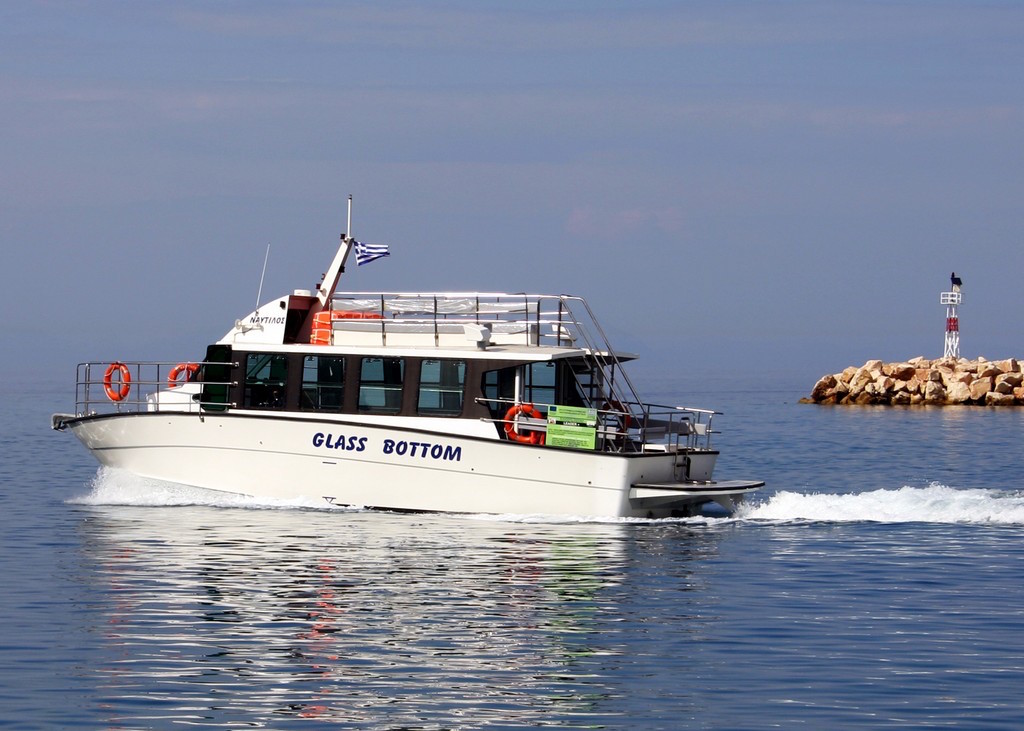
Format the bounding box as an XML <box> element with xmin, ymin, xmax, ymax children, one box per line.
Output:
<box><xmin>346</xmin><ymin>194</ymin><xmax>353</xmax><ymax>242</ymax></box>
<box><xmin>315</xmin><ymin>193</ymin><xmax>356</xmax><ymax>309</ymax></box>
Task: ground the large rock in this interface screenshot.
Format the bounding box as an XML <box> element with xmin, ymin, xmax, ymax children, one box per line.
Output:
<box><xmin>997</xmin><ymin>372</ymin><xmax>1023</xmax><ymax>390</ymax></box>
<box><xmin>934</xmin><ymin>366</ymin><xmax>956</xmax><ymax>385</ymax></box>
<box><xmin>811</xmin><ymin>374</ymin><xmax>838</xmax><ymax>400</ymax></box>
<box><xmin>969</xmin><ymin>377</ymin><xmax>993</xmax><ymax>401</ymax></box>
<box><xmin>891</xmin><ymin>390</ymin><xmax>912</xmax><ymax>405</ymax></box>
<box><xmin>994</xmin><ymin>374</ymin><xmax>1018</xmax><ymax>395</ymax></box>
<box><xmin>849</xmin><ymin>369</ymin><xmax>874</xmax><ymax>392</ymax></box>
<box><xmin>853</xmin><ymin>390</ymin><xmax>876</xmax><ymax>405</ymax></box>
<box><xmin>947</xmin><ymin>370</ymin><xmax>974</xmax><ymax>386</ymax></box>
<box><xmin>946</xmin><ymin>381</ymin><xmax>972</xmax><ymax>403</ymax></box>
<box><xmin>977</xmin><ymin>362</ymin><xmax>1002</xmax><ymax>379</ymax></box>
<box><xmin>882</xmin><ymin>362</ymin><xmax>909</xmax><ymax>380</ymax></box>
<box><xmin>924</xmin><ymin>380</ymin><xmax>947</xmax><ymax>403</ymax></box>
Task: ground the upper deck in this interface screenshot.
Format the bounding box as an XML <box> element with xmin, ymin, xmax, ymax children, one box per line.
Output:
<box><xmin>221</xmin><ymin>289</ymin><xmax>634</xmax><ymax>360</ymax></box>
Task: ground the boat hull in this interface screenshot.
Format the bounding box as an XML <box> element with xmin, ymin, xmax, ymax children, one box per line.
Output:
<box><xmin>59</xmin><ymin>412</ymin><xmax>760</xmax><ymax>518</ymax></box>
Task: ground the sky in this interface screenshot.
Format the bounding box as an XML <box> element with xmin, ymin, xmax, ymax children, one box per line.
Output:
<box><xmin>3</xmin><ymin>1</ymin><xmax>1023</xmax><ymax>389</ymax></box>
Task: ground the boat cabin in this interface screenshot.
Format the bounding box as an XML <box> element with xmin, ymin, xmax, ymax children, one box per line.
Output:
<box><xmin>201</xmin><ymin>342</ymin><xmax>600</xmax><ymax>431</ymax></box>
<box><xmin>192</xmin><ymin>289</ymin><xmax>645</xmax><ymax>449</ymax></box>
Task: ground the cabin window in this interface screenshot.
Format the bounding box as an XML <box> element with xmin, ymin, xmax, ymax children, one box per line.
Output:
<box><xmin>482</xmin><ymin>367</ymin><xmax>517</xmax><ymax>418</ymax></box>
<box><xmin>359</xmin><ymin>357</ymin><xmax>405</xmax><ymax>414</ymax></box>
<box><xmin>524</xmin><ymin>362</ymin><xmax>556</xmax><ymax>411</ymax></box>
<box><xmin>244</xmin><ymin>353</ymin><xmax>288</xmax><ymax>409</ymax></box>
<box><xmin>301</xmin><ymin>355</ymin><xmax>345</xmax><ymax>412</ymax></box>
<box><xmin>418</xmin><ymin>359</ymin><xmax>466</xmax><ymax>416</ymax></box>
<box><xmin>481</xmin><ymin>363</ymin><xmax>555</xmax><ymax>416</ymax></box>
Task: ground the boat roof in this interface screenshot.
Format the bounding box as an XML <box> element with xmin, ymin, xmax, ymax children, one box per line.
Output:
<box><xmin>219</xmin><ymin>288</ymin><xmax>638</xmax><ymax>363</ymax></box>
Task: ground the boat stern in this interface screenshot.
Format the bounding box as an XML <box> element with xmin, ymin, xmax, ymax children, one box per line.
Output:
<box><xmin>628</xmin><ymin>479</ymin><xmax>764</xmax><ymax>517</ymax></box>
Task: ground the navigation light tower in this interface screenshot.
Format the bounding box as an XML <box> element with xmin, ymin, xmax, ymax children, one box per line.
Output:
<box><xmin>941</xmin><ymin>272</ymin><xmax>962</xmax><ymax>359</ymax></box>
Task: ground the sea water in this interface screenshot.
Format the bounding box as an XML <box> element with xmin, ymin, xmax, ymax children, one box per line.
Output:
<box><xmin>2</xmin><ymin>376</ymin><xmax>1023</xmax><ymax>729</ymax></box>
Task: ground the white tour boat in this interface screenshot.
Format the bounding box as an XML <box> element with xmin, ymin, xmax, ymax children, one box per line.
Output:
<box><xmin>52</xmin><ymin>201</ymin><xmax>762</xmax><ymax>518</ymax></box>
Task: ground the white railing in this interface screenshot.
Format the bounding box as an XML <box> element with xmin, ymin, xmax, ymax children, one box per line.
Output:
<box><xmin>477</xmin><ymin>397</ymin><xmax>717</xmax><ymax>454</ymax></box>
<box><xmin>70</xmin><ymin>361</ymin><xmax>235</xmax><ymax>417</ymax></box>
<box><xmin>330</xmin><ymin>291</ymin><xmax>644</xmax><ymax>407</ymax></box>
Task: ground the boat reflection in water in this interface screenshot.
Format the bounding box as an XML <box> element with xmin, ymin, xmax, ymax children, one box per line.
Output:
<box><xmin>75</xmin><ymin>472</ymin><xmax>722</xmax><ymax>728</ymax></box>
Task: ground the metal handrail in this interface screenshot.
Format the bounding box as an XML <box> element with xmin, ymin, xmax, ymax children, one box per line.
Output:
<box><xmin>72</xmin><ymin>361</ymin><xmax>236</xmax><ymax>417</ymax></box>
<box><xmin>474</xmin><ymin>397</ymin><xmax>713</xmax><ymax>453</ymax></box>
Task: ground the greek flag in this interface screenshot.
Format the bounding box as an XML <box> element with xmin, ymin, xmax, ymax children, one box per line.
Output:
<box><xmin>353</xmin><ymin>240</ymin><xmax>390</xmax><ymax>266</ymax></box>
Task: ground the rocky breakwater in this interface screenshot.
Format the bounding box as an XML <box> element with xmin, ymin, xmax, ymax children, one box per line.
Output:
<box><xmin>803</xmin><ymin>357</ymin><xmax>1024</xmax><ymax>405</ymax></box>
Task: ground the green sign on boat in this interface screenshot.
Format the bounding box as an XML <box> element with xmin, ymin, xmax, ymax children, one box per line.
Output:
<box><xmin>546</xmin><ymin>405</ymin><xmax>598</xmax><ymax>449</ymax></box>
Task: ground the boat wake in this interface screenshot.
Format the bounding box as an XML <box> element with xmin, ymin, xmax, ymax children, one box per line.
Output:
<box><xmin>68</xmin><ymin>468</ymin><xmax>707</xmax><ymax>524</ymax></box>
<box><xmin>68</xmin><ymin>467</ymin><xmax>357</xmax><ymax>512</ymax></box>
<box><xmin>737</xmin><ymin>483</ymin><xmax>1024</xmax><ymax>525</ymax></box>
<box><xmin>69</xmin><ymin>470</ymin><xmax>1024</xmax><ymax>526</ymax></box>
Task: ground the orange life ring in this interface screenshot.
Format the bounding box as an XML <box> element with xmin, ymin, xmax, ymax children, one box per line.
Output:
<box><xmin>168</xmin><ymin>362</ymin><xmax>200</xmax><ymax>388</ymax></box>
<box><xmin>103</xmin><ymin>362</ymin><xmax>131</xmax><ymax>402</ymax></box>
<box><xmin>503</xmin><ymin>403</ymin><xmax>546</xmax><ymax>445</ymax></box>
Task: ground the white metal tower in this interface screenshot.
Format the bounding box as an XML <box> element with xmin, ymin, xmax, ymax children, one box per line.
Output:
<box><xmin>940</xmin><ymin>272</ymin><xmax>962</xmax><ymax>359</ymax></box>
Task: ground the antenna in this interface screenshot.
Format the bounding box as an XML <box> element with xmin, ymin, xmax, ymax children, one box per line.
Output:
<box><xmin>255</xmin><ymin>242</ymin><xmax>271</xmax><ymax>309</ymax></box>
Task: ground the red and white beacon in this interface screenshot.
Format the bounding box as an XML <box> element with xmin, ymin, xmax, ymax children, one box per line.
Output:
<box><xmin>941</xmin><ymin>272</ymin><xmax>962</xmax><ymax>359</ymax></box>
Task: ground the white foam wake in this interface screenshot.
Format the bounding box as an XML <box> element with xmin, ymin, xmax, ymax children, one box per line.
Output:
<box><xmin>737</xmin><ymin>483</ymin><xmax>1024</xmax><ymax>525</ymax></box>
<box><xmin>68</xmin><ymin>467</ymin><xmax>354</xmax><ymax>512</ymax></box>
<box><xmin>69</xmin><ymin>470</ymin><xmax>1024</xmax><ymax>526</ymax></box>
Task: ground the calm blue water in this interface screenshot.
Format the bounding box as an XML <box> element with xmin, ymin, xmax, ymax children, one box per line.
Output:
<box><xmin>3</xmin><ymin>375</ymin><xmax>1024</xmax><ymax>729</ymax></box>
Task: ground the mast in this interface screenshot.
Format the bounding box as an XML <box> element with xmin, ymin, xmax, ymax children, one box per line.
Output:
<box><xmin>316</xmin><ymin>195</ymin><xmax>356</xmax><ymax>308</ymax></box>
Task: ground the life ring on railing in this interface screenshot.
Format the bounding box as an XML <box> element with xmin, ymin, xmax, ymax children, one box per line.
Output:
<box><xmin>103</xmin><ymin>361</ymin><xmax>132</xmax><ymax>402</ymax></box>
<box><xmin>167</xmin><ymin>362</ymin><xmax>200</xmax><ymax>388</ymax></box>
<box><xmin>503</xmin><ymin>403</ymin><xmax>546</xmax><ymax>445</ymax></box>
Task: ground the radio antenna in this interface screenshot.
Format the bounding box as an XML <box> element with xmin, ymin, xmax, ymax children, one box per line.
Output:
<box><xmin>255</xmin><ymin>242</ymin><xmax>271</xmax><ymax>309</ymax></box>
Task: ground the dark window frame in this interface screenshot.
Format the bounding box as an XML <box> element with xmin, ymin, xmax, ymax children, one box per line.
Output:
<box><xmin>243</xmin><ymin>353</ymin><xmax>289</xmax><ymax>410</ymax></box>
<box><xmin>417</xmin><ymin>358</ymin><xmax>467</xmax><ymax>417</ymax></box>
<box><xmin>300</xmin><ymin>354</ymin><xmax>346</xmax><ymax>412</ymax></box>
<box><xmin>358</xmin><ymin>356</ymin><xmax>406</xmax><ymax>414</ymax></box>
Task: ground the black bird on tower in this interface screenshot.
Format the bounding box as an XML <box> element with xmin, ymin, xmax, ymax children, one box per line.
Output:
<box><xmin>951</xmin><ymin>272</ymin><xmax>962</xmax><ymax>289</ymax></box>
